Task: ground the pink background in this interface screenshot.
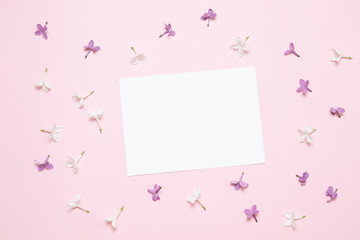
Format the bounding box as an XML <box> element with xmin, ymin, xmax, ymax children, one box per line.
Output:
<box><xmin>1</xmin><ymin>0</ymin><xmax>359</xmax><ymax>239</ymax></box>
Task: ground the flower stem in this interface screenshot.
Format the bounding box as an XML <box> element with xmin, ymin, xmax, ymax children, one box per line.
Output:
<box><xmin>85</xmin><ymin>50</ymin><xmax>91</xmax><ymax>59</ymax></box>
<box><xmin>295</xmin><ymin>215</ymin><xmax>306</xmax><ymax>220</ymax></box>
<box><xmin>159</xmin><ymin>32</ymin><xmax>166</xmax><ymax>38</ymax></box>
<box><xmin>78</xmin><ymin>206</ymin><xmax>90</xmax><ymax>213</ymax></box>
<box><xmin>84</xmin><ymin>91</ymin><xmax>95</xmax><ymax>99</ymax></box>
<box><xmin>116</xmin><ymin>206</ymin><xmax>125</xmax><ymax>218</ymax></box>
<box><xmin>293</xmin><ymin>51</ymin><xmax>300</xmax><ymax>58</ymax></box>
<box><xmin>197</xmin><ymin>200</ymin><xmax>206</xmax><ymax>211</ymax></box>
<box><xmin>130</xmin><ymin>47</ymin><xmax>137</xmax><ymax>55</ymax></box>
<box><xmin>77</xmin><ymin>151</ymin><xmax>85</xmax><ymax>164</ymax></box>
<box><xmin>40</xmin><ymin>129</ymin><xmax>51</xmax><ymax>133</ymax></box>
<box><xmin>96</xmin><ymin>118</ymin><xmax>102</xmax><ymax>134</ymax></box>
<box><xmin>253</xmin><ymin>215</ymin><xmax>258</xmax><ymax>222</ymax></box>
<box><xmin>243</xmin><ymin>36</ymin><xmax>250</xmax><ymax>45</ymax></box>
<box><xmin>43</xmin><ymin>67</ymin><xmax>48</xmax><ymax>83</ymax></box>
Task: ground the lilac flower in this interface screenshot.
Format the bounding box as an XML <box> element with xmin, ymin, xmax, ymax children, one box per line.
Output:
<box><xmin>331</xmin><ymin>49</ymin><xmax>352</xmax><ymax>62</ymax></box>
<box><xmin>89</xmin><ymin>110</ymin><xmax>104</xmax><ymax>134</ymax></box>
<box><xmin>330</xmin><ymin>107</ymin><xmax>345</xmax><ymax>118</ymax></box>
<box><xmin>284</xmin><ymin>211</ymin><xmax>306</xmax><ymax>228</ymax></box>
<box><xmin>148</xmin><ymin>184</ymin><xmax>162</xmax><ymax>201</ymax></box>
<box><xmin>231</xmin><ymin>172</ymin><xmax>249</xmax><ymax>190</ymax></box>
<box><xmin>230</xmin><ymin>37</ymin><xmax>250</xmax><ymax>57</ymax></box>
<box><xmin>187</xmin><ymin>189</ymin><xmax>206</xmax><ymax>211</ymax></box>
<box><xmin>72</xmin><ymin>91</ymin><xmax>95</xmax><ymax>108</ymax></box>
<box><xmin>244</xmin><ymin>205</ymin><xmax>259</xmax><ymax>222</ymax></box>
<box><xmin>296</xmin><ymin>79</ymin><xmax>312</xmax><ymax>94</ymax></box>
<box><xmin>284</xmin><ymin>43</ymin><xmax>300</xmax><ymax>57</ymax></box>
<box><xmin>106</xmin><ymin>206</ymin><xmax>124</xmax><ymax>229</ymax></box>
<box><xmin>326</xmin><ymin>186</ymin><xmax>338</xmax><ymax>202</ymax></box>
<box><xmin>201</xmin><ymin>9</ymin><xmax>216</xmax><ymax>27</ymax></box>
<box><xmin>35</xmin><ymin>68</ymin><xmax>50</xmax><ymax>92</ymax></box>
<box><xmin>84</xmin><ymin>40</ymin><xmax>100</xmax><ymax>59</ymax></box>
<box><xmin>298</xmin><ymin>126</ymin><xmax>316</xmax><ymax>143</ymax></box>
<box><xmin>130</xmin><ymin>47</ymin><xmax>146</xmax><ymax>65</ymax></box>
<box><xmin>35</xmin><ymin>22</ymin><xmax>48</xmax><ymax>40</ymax></box>
<box><xmin>159</xmin><ymin>24</ymin><xmax>175</xmax><ymax>38</ymax></box>
<box><xmin>67</xmin><ymin>194</ymin><xmax>89</xmax><ymax>213</ymax></box>
<box><xmin>296</xmin><ymin>172</ymin><xmax>309</xmax><ymax>186</ymax></box>
<box><xmin>34</xmin><ymin>155</ymin><xmax>53</xmax><ymax>172</ymax></box>
<box><xmin>66</xmin><ymin>151</ymin><xmax>85</xmax><ymax>174</ymax></box>
<box><xmin>40</xmin><ymin>124</ymin><xmax>63</xmax><ymax>142</ymax></box>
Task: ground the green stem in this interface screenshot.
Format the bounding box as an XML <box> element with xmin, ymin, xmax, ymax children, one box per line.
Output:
<box><xmin>78</xmin><ymin>206</ymin><xmax>90</xmax><ymax>213</ymax></box>
<box><xmin>197</xmin><ymin>200</ymin><xmax>206</xmax><ymax>211</ymax></box>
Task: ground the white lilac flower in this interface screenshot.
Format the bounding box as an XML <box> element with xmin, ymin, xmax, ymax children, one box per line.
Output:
<box><xmin>230</xmin><ymin>37</ymin><xmax>250</xmax><ymax>57</ymax></box>
<box><xmin>40</xmin><ymin>124</ymin><xmax>62</xmax><ymax>142</ymax></box>
<box><xmin>89</xmin><ymin>110</ymin><xmax>104</xmax><ymax>134</ymax></box>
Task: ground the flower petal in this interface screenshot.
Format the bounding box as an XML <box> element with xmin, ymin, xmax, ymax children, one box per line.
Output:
<box><xmin>284</xmin><ymin>219</ymin><xmax>292</xmax><ymax>227</ymax></box>
<box><xmin>97</xmin><ymin>110</ymin><xmax>104</xmax><ymax>118</ymax></box>
<box><xmin>112</xmin><ymin>219</ymin><xmax>117</xmax><ymax>229</ymax></box>
<box><xmin>78</xmin><ymin>99</ymin><xmax>84</xmax><ymax>108</ymax></box>
<box><xmin>88</xmin><ymin>40</ymin><xmax>94</xmax><ymax>48</ymax></box>
<box><xmin>284</xmin><ymin>212</ymin><xmax>293</xmax><ymax>219</ymax></box>
<box><xmin>332</xmin><ymin>49</ymin><xmax>340</xmax><ymax>57</ymax></box>
<box><xmin>66</xmin><ymin>163</ymin><xmax>74</xmax><ymax>168</ymax></box>
<box><xmin>72</xmin><ymin>95</ymin><xmax>81</xmax><ymax>101</ymax></box>
<box><xmin>53</xmin><ymin>127</ymin><xmax>63</xmax><ymax>134</ymax></box>
<box><xmin>43</xmin><ymin>82</ymin><xmax>50</xmax><ymax>92</ymax></box>
<box><xmin>67</xmin><ymin>201</ymin><xmax>77</xmax><ymax>208</ymax></box>
<box><xmin>235</xmin><ymin>37</ymin><xmax>243</xmax><ymax>44</ymax></box>
<box><xmin>237</xmin><ymin>48</ymin><xmax>245</xmax><ymax>57</ymax></box>
<box><xmin>35</xmin><ymin>81</ymin><xmax>43</xmax><ymax>88</ymax></box>
<box><xmin>244</xmin><ymin>209</ymin><xmax>252</xmax><ymax>215</ymax></box>
<box><xmin>89</xmin><ymin>112</ymin><xmax>97</xmax><ymax>118</ymax></box>
<box><xmin>187</xmin><ymin>196</ymin><xmax>196</xmax><ymax>204</ymax></box>
<box><xmin>304</xmin><ymin>126</ymin><xmax>313</xmax><ymax>134</ymax></box>
<box><xmin>242</xmin><ymin>43</ymin><xmax>250</xmax><ymax>51</ymax></box>
<box><xmin>251</xmin><ymin>205</ymin><xmax>257</xmax><ymax>212</ymax></box>
<box><xmin>338</xmin><ymin>108</ymin><xmax>345</xmax><ymax>114</ymax></box>
<box><xmin>52</xmin><ymin>134</ymin><xmax>59</xmax><ymax>142</ymax></box>
<box><xmin>152</xmin><ymin>194</ymin><xmax>158</xmax><ymax>201</ymax></box>
<box><xmin>132</xmin><ymin>57</ymin><xmax>139</xmax><ymax>65</ymax></box>
<box><xmin>74</xmin><ymin>195</ymin><xmax>81</xmax><ymax>202</ymax></box>
<box><xmin>230</xmin><ymin>44</ymin><xmax>240</xmax><ymax>50</ymax></box>
<box><xmin>289</xmin><ymin>43</ymin><xmax>294</xmax><ymax>50</ymax></box>
<box><xmin>193</xmin><ymin>189</ymin><xmax>201</xmax><ymax>198</ymax></box>
<box><xmin>240</xmin><ymin>181</ymin><xmax>249</xmax><ymax>188</ymax></box>
<box><xmin>299</xmin><ymin>134</ymin><xmax>306</xmax><ymax>142</ymax></box>
<box><xmin>138</xmin><ymin>54</ymin><xmax>146</xmax><ymax>61</ymax></box>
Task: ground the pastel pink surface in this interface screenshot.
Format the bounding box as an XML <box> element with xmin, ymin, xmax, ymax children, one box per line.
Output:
<box><xmin>0</xmin><ymin>0</ymin><xmax>360</xmax><ymax>239</ymax></box>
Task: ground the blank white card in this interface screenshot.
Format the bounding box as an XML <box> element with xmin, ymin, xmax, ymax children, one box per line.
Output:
<box><xmin>119</xmin><ymin>67</ymin><xmax>265</xmax><ymax>176</ymax></box>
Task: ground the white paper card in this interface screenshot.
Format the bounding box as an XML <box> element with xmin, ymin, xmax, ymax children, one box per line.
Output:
<box><xmin>119</xmin><ymin>67</ymin><xmax>265</xmax><ymax>176</ymax></box>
